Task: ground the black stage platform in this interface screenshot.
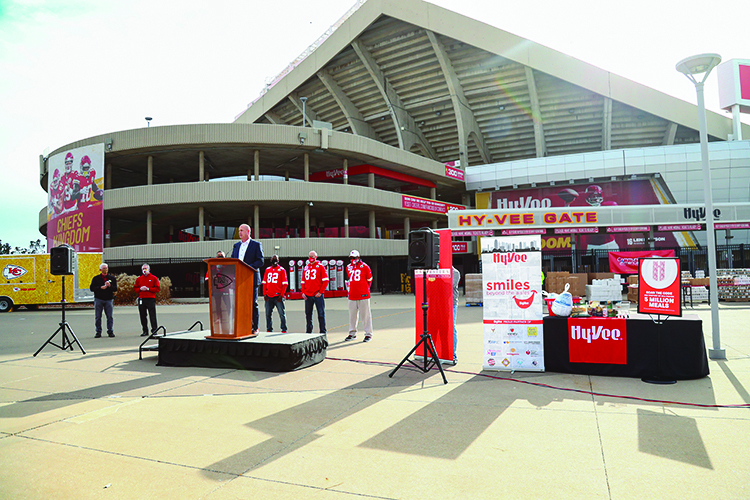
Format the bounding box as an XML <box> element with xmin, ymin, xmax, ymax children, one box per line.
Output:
<box><xmin>156</xmin><ymin>331</ymin><xmax>327</xmax><ymax>372</ymax></box>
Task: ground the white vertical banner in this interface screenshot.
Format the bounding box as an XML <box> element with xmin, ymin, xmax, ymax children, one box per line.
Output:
<box><xmin>481</xmin><ymin>235</ymin><xmax>544</xmax><ymax>371</ymax></box>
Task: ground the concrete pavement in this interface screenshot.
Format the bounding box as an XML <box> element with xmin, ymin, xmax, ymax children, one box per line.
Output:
<box><xmin>0</xmin><ymin>295</ymin><xmax>748</xmax><ymax>499</ymax></box>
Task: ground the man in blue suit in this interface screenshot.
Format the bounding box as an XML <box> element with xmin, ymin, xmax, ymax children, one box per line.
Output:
<box><xmin>231</xmin><ymin>223</ymin><xmax>264</xmax><ymax>333</ymax></box>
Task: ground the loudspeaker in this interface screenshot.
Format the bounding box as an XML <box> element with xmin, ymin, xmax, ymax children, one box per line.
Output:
<box><xmin>408</xmin><ymin>228</ymin><xmax>440</xmax><ymax>270</ymax></box>
<box><xmin>50</xmin><ymin>245</ymin><xmax>74</xmax><ymax>275</ymax></box>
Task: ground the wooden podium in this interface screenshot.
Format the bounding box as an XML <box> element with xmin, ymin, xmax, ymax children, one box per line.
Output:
<box><xmin>204</xmin><ymin>258</ymin><xmax>257</xmax><ymax>340</ymax></box>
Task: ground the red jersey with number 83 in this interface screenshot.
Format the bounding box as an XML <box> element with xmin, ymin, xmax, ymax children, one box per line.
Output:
<box><xmin>300</xmin><ymin>260</ymin><xmax>329</xmax><ymax>296</ymax></box>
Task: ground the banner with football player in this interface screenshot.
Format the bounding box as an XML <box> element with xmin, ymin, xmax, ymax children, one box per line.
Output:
<box><xmin>47</xmin><ymin>144</ymin><xmax>105</xmax><ymax>252</ymax></box>
<box><xmin>481</xmin><ymin>235</ymin><xmax>544</xmax><ymax>371</ymax></box>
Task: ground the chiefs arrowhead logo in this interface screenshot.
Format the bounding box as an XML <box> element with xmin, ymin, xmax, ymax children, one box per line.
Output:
<box><xmin>3</xmin><ymin>265</ymin><xmax>28</xmax><ymax>280</ymax></box>
<box><xmin>212</xmin><ymin>273</ymin><xmax>234</xmax><ymax>290</ymax></box>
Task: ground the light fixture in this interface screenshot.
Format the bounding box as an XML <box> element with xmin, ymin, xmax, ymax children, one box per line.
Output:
<box><xmin>588</xmin><ymin>177</ymin><xmax>594</xmax><ymax>182</ymax></box>
<box><xmin>308</xmin><ymin>201</ymin><xmax>313</xmax><ymax>207</ymax></box>
<box><xmin>145</xmin><ymin>117</ymin><xmax>152</xmax><ymax>127</ymax></box>
<box><xmin>435</xmin><ymin>111</ymin><xmax>441</xmax><ymax>116</ymax></box>
<box><xmin>498</xmin><ymin>105</ymin><xmax>505</xmax><ymax>110</ymax></box>
<box><xmin>549</xmin><ymin>180</ymin><xmax>555</xmax><ymax>186</ymax></box>
<box><xmin>298</xmin><ymin>131</ymin><xmax>307</xmax><ymax>144</ymax></box>
<box><xmin>419</xmin><ymin>121</ymin><xmax>425</xmax><ymax>126</ymax></box>
<box><xmin>300</xmin><ymin>96</ymin><xmax>308</xmax><ymax>127</ymax></box>
<box><xmin>568</xmin><ymin>108</ymin><xmax>575</xmax><ymax>114</ymax></box>
<box><xmin>531</xmin><ymin>182</ymin><xmax>536</xmax><ymax>187</ymax></box>
<box><xmin>105</xmin><ymin>139</ymin><xmax>113</xmax><ymax>151</ymax></box>
<box><xmin>677</xmin><ymin>52</ymin><xmax>724</xmax><ymax>359</ymax></box>
<box><xmin>611</xmin><ymin>176</ymin><xmax>617</xmax><ymax>181</ymax></box>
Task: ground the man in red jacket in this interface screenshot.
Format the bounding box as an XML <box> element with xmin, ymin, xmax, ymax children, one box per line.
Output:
<box><xmin>262</xmin><ymin>255</ymin><xmax>288</xmax><ymax>333</ymax></box>
<box><xmin>134</xmin><ymin>263</ymin><xmax>160</xmax><ymax>337</ymax></box>
<box><xmin>344</xmin><ymin>250</ymin><xmax>373</xmax><ymax>342</ymax></box>
<box><xmin>301</xmin><ymin>250</ymin><xmax>328</xmax><ymax>335</ymax></box>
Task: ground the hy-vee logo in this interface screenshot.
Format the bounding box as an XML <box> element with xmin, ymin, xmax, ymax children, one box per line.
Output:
<box><xmin>684</xmin><ymin>207</ymin><xmax>721</xmax><ymax>221</ymax></box>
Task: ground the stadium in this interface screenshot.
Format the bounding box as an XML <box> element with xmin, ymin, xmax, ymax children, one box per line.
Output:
<box><xmin>38</xmin><ymin>0</ymin><xmax>750</xmax><ymax>296</ymax></box>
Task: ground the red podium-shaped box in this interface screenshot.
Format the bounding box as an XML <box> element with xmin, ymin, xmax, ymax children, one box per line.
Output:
<box><xmin>204</xmin><ymin>258</ymin><xmax>257</xmax><ymax>340</ymax></box>
<box><xmin>414</xmin><ymin>268</ymin><xmax>454</xmax><ymax>362</ymax></box>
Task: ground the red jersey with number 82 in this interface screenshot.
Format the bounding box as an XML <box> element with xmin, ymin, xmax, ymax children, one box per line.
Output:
<box><xmin>263</xmin><ymin>265</ymin><xmax>288</xmax><ymax>297</ymax></box>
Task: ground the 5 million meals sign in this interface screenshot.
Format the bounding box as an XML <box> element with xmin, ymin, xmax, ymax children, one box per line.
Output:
<box><xmin>481</xmin><ymin>235</ymin><xmax>544</xmax><ymax>371</ymax></box>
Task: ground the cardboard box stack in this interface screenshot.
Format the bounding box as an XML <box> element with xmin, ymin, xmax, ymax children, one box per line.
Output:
<box><xmin>627</xmin><ymin>275</ymin><xmax>638</xmax><ymax>303</ymax></box>
<box><xmin>545</xmin><ymin>272</ymin><xmax>586</xmax><ymax>297</ymax></box>
<box><xmin>465</xmin><ymin>274</ymin><xmax>483</xmax><ymax>305</ymax></box>
<box><xmin>586</xmin><ymin>277</ymin><xmax>623</xmax><ymax>302</ymax></box>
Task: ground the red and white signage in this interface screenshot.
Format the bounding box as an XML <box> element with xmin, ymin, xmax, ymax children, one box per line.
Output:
<box><xmin>568</xmin><ymin>317</ymin><xmax>627</xmax><ymax>364</ymax></box>
<box><xmin>451</xmin><ymin>242</ymin><xmax>468</xmax><ymax>253</ymax></box>
<box><xmin>482</xmin><ymin>235</ymin><xmax>544</xmax><ymax>372</ymax></box>
<box><xmin>717</xmin><ymin>59</ymin><xmax>750</xmax><ymax>112</ymax></box>
<box><xmin>609</xmin><ymin>250</ymin><xmax>675</xmax><ymax>274</ymax></box>
<box><xmin>715</xmin><ymin>222</ymin><xmax>750</xmax><ymax>230</ymax></box>
<box><xmin>445</xmin><ymin>161</ymin><xmax>465</xmax><ymax>181</ymax></box>
<box><xmin>453</xmin><ymin>230</ymin><xmax>494</xmax><ymax>236</ymax></box>
<box><xmin>607</xmin><ymin>226</ymin><xmax>649</xmax><ymax>233</ymax></box>
<box><xmin>554</xmin><ymin>227</ymin><xmax>599</xmax><ymax>234</ymax></box>
<box><xmin>402</xmin><ymin>195</ymin><xmax>464</xmax><ymax>214</ymax></box>
<box><xmin>501</xmin><ymin>229</ymin><xmax>546</xmax><ymax>235</ymax></box>
<box><xmin>658</xmin><ymin>224</ymin><xmax>701</xmax><ymax>231</ymax></box>
<box><xmin>638</xmin><ymin>257</ymin><xmax>682</xmax><ymax>317</ymax></box>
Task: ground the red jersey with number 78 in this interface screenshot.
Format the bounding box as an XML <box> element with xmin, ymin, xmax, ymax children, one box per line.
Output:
<box><xmin>346</xmin><ymin>261</ymin><xmax>372</xmax><ymax>300</ymax></box>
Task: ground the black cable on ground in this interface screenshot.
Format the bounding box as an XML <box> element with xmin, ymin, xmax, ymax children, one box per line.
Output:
<box><xmin>326</xmin><ymin>356</ymin><xmax>750</xmax><ymax>409</ymax></box>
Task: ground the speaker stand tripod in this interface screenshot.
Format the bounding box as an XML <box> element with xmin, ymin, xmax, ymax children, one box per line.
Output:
<box><xmin>389</xmin><ymin>269</ymin><xmax>447</xmax><ymax>384</ymax></box>
<box><xmin>34</xmin><ymin>275</ymin><xmax>86</xmax><ymax>356</ymax></box>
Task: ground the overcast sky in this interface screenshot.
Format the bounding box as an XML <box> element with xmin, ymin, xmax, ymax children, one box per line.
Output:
<box><xmin>1</xmin><ymin>0</ymin><xmax>747</xmax><ymax>250</ymax></box>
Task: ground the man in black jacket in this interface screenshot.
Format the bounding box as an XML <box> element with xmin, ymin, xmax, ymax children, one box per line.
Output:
<box><xmin>90</xmin><ymin>263</ymin><xmax>118</xmax><ymax>338</ymax></box>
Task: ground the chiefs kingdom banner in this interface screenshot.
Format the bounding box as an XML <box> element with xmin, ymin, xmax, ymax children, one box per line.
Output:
<box><xmin>47</xmin><ymin>144</ymin><xmax>104</xmax><ymax>252</ymax></box>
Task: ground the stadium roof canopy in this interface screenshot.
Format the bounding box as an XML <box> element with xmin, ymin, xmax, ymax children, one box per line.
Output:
<box><xmin>235</xmin><ymin>0</ymin><xmax>746</xmax><ymax>168</ymax></box>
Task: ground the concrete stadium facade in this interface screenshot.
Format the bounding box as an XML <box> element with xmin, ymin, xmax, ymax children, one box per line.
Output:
<box><xmin>38</xmin><ymin>0</ymin><xmax>749</xmax><ymax>295</ymax></box>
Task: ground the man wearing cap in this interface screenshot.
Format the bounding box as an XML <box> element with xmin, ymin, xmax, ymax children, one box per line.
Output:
<box><xmin>344</xmin><ymin>250</ymin><xmax>373</xmax><ymax>342</ymax></box>
<box><xmin>263</xmin><ymin>255</ymin><xmax>288</xmax><ymax>333</ymax></box>
<box><xmin>301</xmin><ymin>250</ymin><xmax>328</xmax><ymax>335</ymax></box>
<box><xmin>89</xmin><ymin>263</ymin><xmax>117</xmax><ymax>338</ymax></box>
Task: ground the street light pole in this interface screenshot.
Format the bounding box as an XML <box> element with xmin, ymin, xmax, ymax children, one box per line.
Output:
<box><xmin>676</xmin><ymin>53</ymin><xmax>725</xmax><ymax>360</ymax></box>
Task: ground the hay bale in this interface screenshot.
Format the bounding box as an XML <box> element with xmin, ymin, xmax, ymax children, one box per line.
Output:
<box><xmin>112</xmin><ymin>273</ymin><xmax>171</xmax><ymax>305</ymax></box>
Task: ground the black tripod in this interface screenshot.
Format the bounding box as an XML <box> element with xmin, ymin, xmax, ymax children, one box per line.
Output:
<box><xmin>34</xmin><ymin>274</ymin><xmax>86</xmax><ymax>356</ymax></box>
<box><xmin>389</xmin><ymin>269</ymin><xmax>448</xmax><ymax>384</ymax></box>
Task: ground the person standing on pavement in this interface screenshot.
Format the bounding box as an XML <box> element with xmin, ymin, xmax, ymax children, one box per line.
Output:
<box><xmin>134</xmin><ymin>263</ymin><xmax>160</xmax><ymax>337</ymax></box>
<box><xmin>344</xmin><ymin>250</ymin><xmax>373</xmax><ymax>342</ymax></box>
<box><xmin>231</xmin><ymin>223</ymin><xmax>264</xmax><ymax>334</ymax></box>
<box><xmin>263</xmin><ymin>255</ymin><xmax>288</xmax><ymax>333</ymax></box>
<box><xmin>90</xmin><ymin>263</ymin><xmax>117</xmax><ymax>338</ymax></box>
<box><xmin>301</xmin><ymin>250</ymin><xmax>328</xmax><ymax>335</ymax></box>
